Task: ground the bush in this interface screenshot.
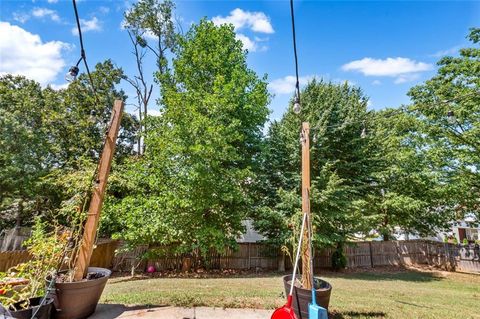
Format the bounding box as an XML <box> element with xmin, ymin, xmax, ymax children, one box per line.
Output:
<box><xmin>331</xmin><ymin>242</ymin><xmax>347</xmax><ymax>271</ymax></box>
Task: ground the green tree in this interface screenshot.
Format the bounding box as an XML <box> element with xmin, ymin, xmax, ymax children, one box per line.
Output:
<box><xmin>104</xmin><ymin>20</ymin><xmax>270</xmax><ymax>257</ymax></box>
<box><xmin>408</xmin><ymin>28</ymin><xmax>480</xmax><ymax>220</ymax></box>
<box><xmin>0</xmin><ymin>75</ymin><xmax>53</xmax><ymax>228</ymax></box>
<box><xmin>0</xmin><ymin>60</ymin><xmax>136</xmax><ymax>229</ymax></box>
<box><xmin>358</xmin><ymin>109</ymin><xmax>451</xmax><ymax>240</ymax></box>
<box><xmin>254</xmin><ymin>80</ymin><xmax>375</xmax><ymax>252</ymax></box>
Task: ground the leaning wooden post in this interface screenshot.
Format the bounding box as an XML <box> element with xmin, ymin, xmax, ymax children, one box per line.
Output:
<box><xmin>301</xmin><ymin>122</ymin><xmax>312</xmax><ymax>289</ymax></box>
<box><xmin>74</xmin><ymin>100</ymin><xmax>124</xmax><ymax>281</ymax></box>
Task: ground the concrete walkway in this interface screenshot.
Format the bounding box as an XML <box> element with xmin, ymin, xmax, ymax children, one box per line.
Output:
<box><xmin>89</xmin><ymin>304</ymin><xmax>272</xmax><ymax>319</ymax></box>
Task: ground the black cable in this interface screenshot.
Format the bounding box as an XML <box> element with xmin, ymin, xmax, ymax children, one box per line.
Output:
<box><xmin>72</xmin><ymin>0</ymin><xmax>98</xmax><ymax>102</ymax></box>
<box><xmin>290</xmin><ymin>0</ymin><xmax>301</xmax><ymax>103</ymax></box>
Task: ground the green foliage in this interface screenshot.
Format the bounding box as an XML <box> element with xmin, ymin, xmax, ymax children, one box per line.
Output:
<box><xmin>0</xmin><ymin>219</ymin><xmax>68</xmax><ymax>309</ymax></box>
<box><xmin>104</xmin><ymin>20</ymin><xmax>270</xmax><ymax>256</ymax></box>
<box><xmin>463</xmin><ymin>238</ymin><xmax>469</xmax><ymax>245</ymax></box>
<box><xmin>408</xmin><ymin>28</ymin><xmax>480</xmax><ymax>221</ymax></box>
<box><xmin>357</xmin><ymin>109</ymin><xmax>451</xmax><ymax>239</ymax></box>
<box><xmin>254</xmin><ymin>80</ymin><xmax>374</xmax><ymax>250</ymax></box>
<box><xmin>331</xmin><ymin>242</ymin><xmax>347</xmax><ymax>271</ymax></box>
<box><xmin>0</xmin><ymin>60</ymin><xmax>136</xmax><ymax>228</ymax></box>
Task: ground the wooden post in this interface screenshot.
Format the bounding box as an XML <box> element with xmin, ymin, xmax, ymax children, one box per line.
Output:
<box><xmin>301</xmin><ymin>122</ymin><xmax>312</xmax><ymax>289</ymax></box>
<box><xmin>74</xmin><ymin>100</ymin><xmax>124</xmax><ymax>281</ymax></box>
<box><xmin>369</xmin><ymin>242</ymin><xmax>374</xmax><ymax>268</ymax></box>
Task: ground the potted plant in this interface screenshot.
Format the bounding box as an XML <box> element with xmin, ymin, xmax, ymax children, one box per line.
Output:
<box><xmin>42</xmin><ymin>194</ymin><xmax>112</xmax><ymax>319</ymax></box>
<box><xmin>0</xmin><ymin>219</ymin><xmax>65</xmax><ymax>319</ymax></box>
<box><xmin>281</xmin><ymin>214</ymin><xmax>332</xmax><ymax>318</ymax></box>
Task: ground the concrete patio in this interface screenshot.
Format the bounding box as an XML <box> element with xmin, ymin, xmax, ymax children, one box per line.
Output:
<box><xmin>89</xmin><ymin>304</ymin><xmax>272</xmax><ymax>319</ymax></box>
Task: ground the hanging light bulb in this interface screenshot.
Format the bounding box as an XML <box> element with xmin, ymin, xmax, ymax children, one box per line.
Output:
<box><xmin>65</xmin><ymin>66</ymin><xmax>79</xmax><ymax>82</ymax></box>
<box><xmin>293</xmin><ymin>97</ymin><xmax>301</xmax><ymax>114</ymax></box>
<box><xmin>360</xmin><ymin>127</ymin><xmax>367</xmax><ymax>139</ymax></box>
<box><xmin>447</xmin><ymin>110</ymin><xmax>456</xmax><ymax>125</ymax></box>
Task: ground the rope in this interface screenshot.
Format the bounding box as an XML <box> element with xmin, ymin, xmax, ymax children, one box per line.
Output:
<box><xmin>72</xmin><ymin>0</ymin><xmax>98</xmax><ymax>104</ymax></box>
<box><xmin>290</xmin><ymin>0</ymin><xmax>301</xmax><ymax>103</ymax></box>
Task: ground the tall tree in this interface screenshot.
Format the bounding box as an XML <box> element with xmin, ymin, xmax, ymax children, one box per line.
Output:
<box><xmin>358</xmin><ymin>109</ymin><xmax>450</xmax><ymax>240</ymax></box>
<box><xmin>254</xmin><ymin>80</ymin><xmax>375</xmax><ymax>254</ymax></box>
<box><xmin>104</xmin><ymin>20</ymin><xmax>270</xmax><ymax>257</ymax></box>
<box><xmin>408</xmin><ymin>28</ymin><xmax>480</xmax><ymax>221</ymax></box>
<box><xmin>0</xmin><ymin>60</ymin><xmax>136</xmax><ymax>229</ymax></box>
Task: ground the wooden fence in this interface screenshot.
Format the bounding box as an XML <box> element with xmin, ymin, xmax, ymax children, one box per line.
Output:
<box><xmin>0</xmin><ymin>240</ymin><xmax>118</xmax><ymax>273</ymax></box>
<box><xmin>6</xmin><ymin>239</ymin><xmax>475</xmax><ymax>274</ymax></box>
<box><xmin>118</xmin><ymin>240</ymin><xmax>479</xmax><ymax>273</ymax></box>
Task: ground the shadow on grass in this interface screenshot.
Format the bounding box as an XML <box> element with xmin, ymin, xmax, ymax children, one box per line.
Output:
<box><xmin>108</xmin><ymin>267</ymin><xmax>445</xmax><ymax>284</ymax></box>
<box><xmin>330</xmin><ymin>310</ymin><xmax>386</xmax><ymax>318</ymax></box>
<box><xmin>320</xmin><ymin>267</ymin><xmax>445</xmax><ymax>283</ymax></box>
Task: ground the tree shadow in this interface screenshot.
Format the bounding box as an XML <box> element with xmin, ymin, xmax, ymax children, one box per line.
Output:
<box><xmin>329</xmin><ymin>310</ymin><xmax>386</xmax><ymax>318</ymax></box>
<box><xmin>88</xmin><ymin>304</ymin><xmax>169</xmax><ymax>319</ymax></box>
<box><xmin>319</xmin><ymin>267</ymin><xmax>445</xmax><ymax>283</ymax></box>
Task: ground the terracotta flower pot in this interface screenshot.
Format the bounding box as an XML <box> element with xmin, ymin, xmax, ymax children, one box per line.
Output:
<box><xmin>47</xmin><ymin>267</ymin><xmax>111</xmax><ymax>319</ymax></box>
<box><xmin>283</xmin><ymin>275</ymin><xmax>332</xmax><ymax>319</ymax></box>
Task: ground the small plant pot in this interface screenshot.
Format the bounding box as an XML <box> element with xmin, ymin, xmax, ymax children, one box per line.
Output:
<box><xmin>283</xmin><ymin>275</ymin><xmax>332</xmax><ymax>319</ymax></box>
<box><xmin>8</xmin><ymin>296</ymin><xmax>54</xmax><ymax>319</ymax></box>
<box><xmin>47</xmin><ymin>267</ymin><xmax>111</xmax><ymax>319</ymax></box>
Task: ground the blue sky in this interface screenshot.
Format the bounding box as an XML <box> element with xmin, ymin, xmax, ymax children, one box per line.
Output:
<box><xmin>1</xmin><ymin>0</ymin><xmax>479</xmax><ymax>121</ymax></box>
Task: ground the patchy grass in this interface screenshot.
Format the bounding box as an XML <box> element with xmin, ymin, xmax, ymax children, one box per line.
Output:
<box><xmin>101</xmin><ymin>268</ymin><xmax>480</xmax><ymax>319</ymax></box>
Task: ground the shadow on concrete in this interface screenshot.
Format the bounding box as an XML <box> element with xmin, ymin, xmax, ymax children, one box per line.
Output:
<box><xmin>88</xmin><ymin>304</ymin><xmax>168</xmax><ymax>319</ymax></box>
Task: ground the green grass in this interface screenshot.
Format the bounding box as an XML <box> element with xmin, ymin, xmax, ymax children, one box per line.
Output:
<box><xmin>101</xmin><ymin>268</ymin><xmax>480</xmax><ymax>319</ymax></box>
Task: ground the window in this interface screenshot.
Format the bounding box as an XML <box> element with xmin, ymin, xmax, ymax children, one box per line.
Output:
<box><xmin>466</xmin><ymin>228</ymin><xmax>479</xmax><ymax>241</ymax></box>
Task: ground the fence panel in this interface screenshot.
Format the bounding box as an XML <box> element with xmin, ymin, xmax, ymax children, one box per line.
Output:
<box><xmin>0</xmin><ymin>240</ymin><xmax>118</xmax><ymax>273</ymax></box>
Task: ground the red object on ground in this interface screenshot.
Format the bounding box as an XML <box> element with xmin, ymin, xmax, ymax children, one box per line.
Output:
<box><xmin>271</xmin><ymin>295</ymin><xmax>297</xmax><ymax>319</ymax></box>
<box><xmin>271</xmin><ymin>213</ymin><xmax>307</xmax><ymax>319</ymax></box>
<box><xmin>147</xmin><ymin>265</ymin><xmax>156</xmax><ymax>273</ymax></box>
<box><xmin>0</xmin><ymin>289</ymin><xmax>5</xmax><ymax>295</ymax></box>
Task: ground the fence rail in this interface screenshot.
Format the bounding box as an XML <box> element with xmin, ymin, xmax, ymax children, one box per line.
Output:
<box><xmin>125</xmin><ymin>240</ymin><xmax>479</xmax><ymax>273</ymax></box>
<box><xmin>1</xmin><ymin>239</ymin><xmax>478</xmax><ymax>274</ymax></box>
<box><xmin>0</xmin><ymin>240</ymin><xmax>118</xmax><ymax>273</ymax></box>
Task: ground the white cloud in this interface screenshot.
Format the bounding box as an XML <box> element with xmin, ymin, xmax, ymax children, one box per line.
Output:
<box><xmin>47</xmin><ymin>0</ymin><xmax>59</xmax><ymax>3</ymax></box>
<box><xmin>236</xmin><ymin>33</ymin><xmax>257</xmax><ymax>52</ymax></box>
<box><xmin>268</xmin><ymin>75</ymin><xmax>315</xmax><ymax>95</ymax></box>
<box><xmin>71</xmin><ymin>17</ymin><xmax>101</xmax><ymax>35</ymax></box>
<box><xmin>148</xmin><ymin>110</ymin><xmax>162</xmax><ymax>117</ymax></box>
<box><xmin>32</xmin><ymin>8</ymin><xmax>61</xmax><ymax>22</ymax></box>
<box><xmin>212</xmin><ymin>8</ymin><xmax>273</xmax><ymax>53</ymax></box>
<box><xmin>13</xmin><ymin>12</ymin><xmax>30</xmax><ymax>23</ymax></box>
<box><xmin>342</xmin><ymin>57</ymin><xmax>432</xmax><ymax>77</ymax></box>
<box><xmin>342</xmin><ymin>57</ymin><xmax>433</xmax><ymax>84</ymax></box>
<box><xmin>394</xmin><ymin>73</ymin><xmax>421</xmax><ymax>84</ymax></box>
<box><xmin>0</xmin><ymin>22</ymin><xmax>68</xmax><ymax>86</ymax></box>
<box><xmin>430</xmin><ymin>45</ymin><xmax>461</xmax><ymax>58</ymax></box>
<box><xmin>372</xmin><ymin>80</ymin><xmax>382</xmax><ymax>86</ymax></box>
<box><xmin>49</xmin><ymin>83</ymin><xmax>69</xmax><ymax>90</ymax></box>
<box><xmin>212</xmin><ymin>8</ymin><xmax>274</xmax><ymax>34</ymax></box>
<box><xmin>99</xmin><ymin>6</ymin><xmax>110</xmax><ymax>14</ymax></box>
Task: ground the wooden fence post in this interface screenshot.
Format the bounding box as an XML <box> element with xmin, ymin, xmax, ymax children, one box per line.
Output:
<box><xmin>73</xmin><ymin>100</ymin><xmax>124</xmax><ymax>281</ymax></box>
<box><xmin>369</xmin><ymin>242</ymin><xmax>374</xmax><ymax>268</ymax></box>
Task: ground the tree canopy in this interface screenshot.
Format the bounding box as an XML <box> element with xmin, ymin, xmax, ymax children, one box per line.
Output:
<box><xmin>103</xmin><ymin>20</ymin><xmax>270</xmax><ymax>256</ymax></box>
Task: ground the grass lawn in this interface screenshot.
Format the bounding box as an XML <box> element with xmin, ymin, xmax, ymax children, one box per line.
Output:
<box><xmin>101</xmin><ymin>267</ymin><xmax>479</xmax><ymax>319</ymax></box>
